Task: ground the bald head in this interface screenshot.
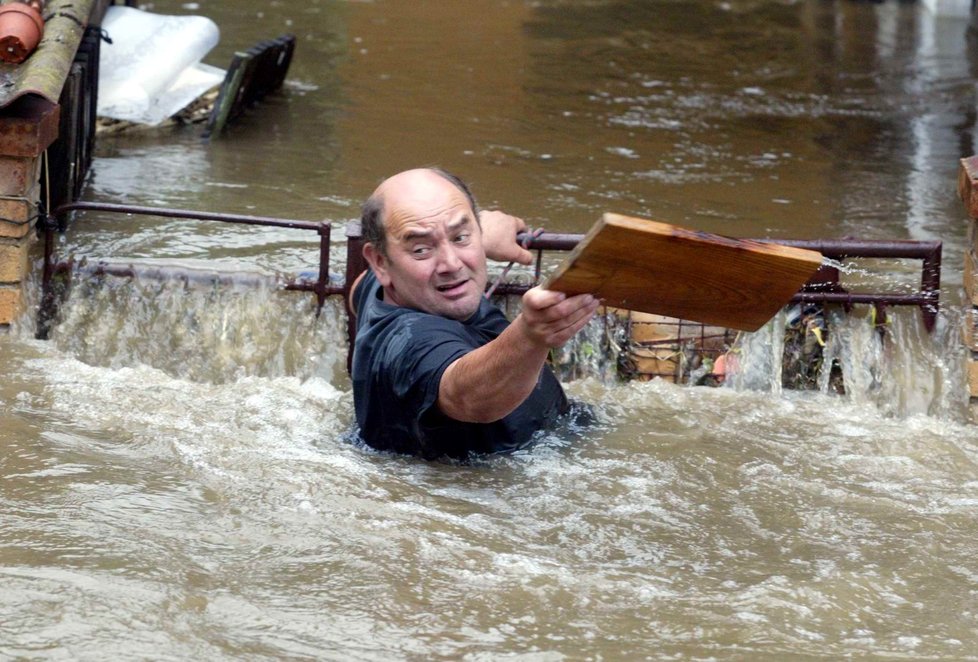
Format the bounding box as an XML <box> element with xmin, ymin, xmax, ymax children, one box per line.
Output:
<box><xmin>360</xmin><ymin>168</ymin><xmax>478</xmax><ymax>256</ymax></box>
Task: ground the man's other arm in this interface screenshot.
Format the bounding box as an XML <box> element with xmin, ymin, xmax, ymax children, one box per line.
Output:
<box><xmin>479</xmin><ymin>210</ymin><xmax>534</xmax><ymax>265</ymax></box>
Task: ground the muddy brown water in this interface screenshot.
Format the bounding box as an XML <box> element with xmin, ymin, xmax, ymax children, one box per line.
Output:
<box><xmin>4</xmin><ymin>1</ymin><xmax>978</xmax><ymax>658</ymax></box>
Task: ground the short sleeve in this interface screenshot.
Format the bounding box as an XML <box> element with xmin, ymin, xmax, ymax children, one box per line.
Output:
<box><xmin>378</xmin><ymin>316</ymin><xmax>473</xmax><ymax>428</ymax></box>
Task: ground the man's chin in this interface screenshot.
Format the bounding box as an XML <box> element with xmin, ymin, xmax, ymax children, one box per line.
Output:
<box><xmin>437</xmin><ymin>293</ymin><xmax>482</xmax><ymax>321</ymax></box>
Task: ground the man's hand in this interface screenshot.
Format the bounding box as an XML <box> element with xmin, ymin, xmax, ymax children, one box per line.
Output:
<box><xmin>516</xmin><ymin>286</ymin><xmax>601</xmax><ymax>349</ymax></box>
<box><xmin>479</xmin><ymin>209</ymin><xmax>534</xmax><ymax>265</ymax></box>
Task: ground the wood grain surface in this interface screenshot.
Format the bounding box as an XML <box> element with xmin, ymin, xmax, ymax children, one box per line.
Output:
<box><xmin>543</xmin><ymin>213</ymin><xmax>824</xmax><ymax>332</ymax></box>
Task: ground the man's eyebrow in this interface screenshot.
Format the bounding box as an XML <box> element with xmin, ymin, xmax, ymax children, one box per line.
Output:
<box><xmin>446</xmin><ymin>215</ymin><xmax>474</xmax><ymax>231</ymax></box>
<box><xmin>401</xmin><ymin>227</ymin><xmax>434</xmax><ymax>241</ymax></box>
<box><xmin>401</xmin><ymin>214</ymin><xmax>473</xmax><ymax>241</ymax></box>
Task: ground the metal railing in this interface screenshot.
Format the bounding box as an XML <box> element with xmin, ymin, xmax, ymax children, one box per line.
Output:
<box><xmin>38</xmin><ymin>203</ymin><xmax>943</xmax><ymax>361</ymax></box>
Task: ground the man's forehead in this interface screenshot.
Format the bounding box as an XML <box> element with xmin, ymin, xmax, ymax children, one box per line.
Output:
<box><xmin>385</xmin><ymin>200</ymin><xmax>475</xmax><ymax>239</ymax></box>
<box><xmin>379</xmin><ymin>170</ymin><xmax>463</xmax><ymax>204</ymax></box>
<box><xmin>379</xmin><ymin>171</ymin><xmax>475</xmax><ymax>232</ymax></box>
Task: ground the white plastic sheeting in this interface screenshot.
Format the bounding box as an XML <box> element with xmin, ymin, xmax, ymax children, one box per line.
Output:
<box><xmin>97</xmin><ymin>6</ymin><xmax>226</xmax><ymax>125</ymax></box>
<box><xmin>921</xmin><ymin>0</ymin><xmax>972</xmax><ymax>17</ymax></box>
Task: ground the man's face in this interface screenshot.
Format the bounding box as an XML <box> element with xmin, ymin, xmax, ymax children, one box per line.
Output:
<box><xmin>365</xmin><ymin>172</ymin><xmax>488</xmax><ymax>321</ymax></box>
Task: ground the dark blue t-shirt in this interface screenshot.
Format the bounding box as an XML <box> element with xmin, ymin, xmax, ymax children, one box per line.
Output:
<box><xmin>351</xmin><ymin>271</ymin><xmax>569</xmax><ymax>460</ymax></box>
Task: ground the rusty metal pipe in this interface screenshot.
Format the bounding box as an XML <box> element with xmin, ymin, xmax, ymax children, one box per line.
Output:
<box><xmin>790</xmin><ymin>292</ymin><xmax>936</xmax><ymax>306</ymax></box>
<box><xmin>516</xmin><ymin>232</ymin><xmax>943</xmax><ymax>260</ymax></box>
<box><xmin>488</xmin><ymin>282</ymin><xmax>936</xmax><ymax>306</ymax></box>
<box><xmin>52</xmin><ymin>201</ymin><xmax>325</xmax><ymax>232</ymax></box>
<box><xmin>282</xmin><ymin>282</ymin><xmax>346</xmax><ymax>296</ymax></box>
<box><xmin>76</xmin><ymin>261</ymin><xmax>274</xmax><ymax>287</ymax></box>
<box><xmin>54</xmin><ymin>259</ymin><xmax>348</xmax><ymax>295</ymax></box>
<box><xmin>515</xmin><ymin>232</ymin><xmax>586</xmax><ymax>251</ymax></box>
<box><xmin>764</xmin><ymin>238</ymin><xmax>942</xmax><ymax>259</ymax></box>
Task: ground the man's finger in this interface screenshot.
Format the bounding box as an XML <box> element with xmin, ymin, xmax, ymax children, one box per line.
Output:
<box><xmin>550</xmin><ymin>299</ymin><xmax>600</xmax><ymax>340</ymax></box>
<box><xmin>512</xmin><ymin>245</ymin><xmax>534</xmax><ymax>265</ymax></box>
<box><xmin>524</xmin><ymin>293</ymin><xmax>600</xmax><ymax>346</ymax></box>
<box><xmin>523</xmin><ymin>286</ymin><xmax>567</xmax><ymax>311</ymax></box>
<box><xmin>547</xmin><ymin>292</ymin><xmax>597</xmax><ymax>320</ymax></box>
<box><xmin>498</xmin><ymin>244</ymin><xmax>534</xmax><ymax>265</ymax></box>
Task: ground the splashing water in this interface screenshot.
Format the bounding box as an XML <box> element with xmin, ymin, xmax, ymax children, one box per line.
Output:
<box><xmin>16</xmin><ymin>266</ymin><xmax>347</xmax><ymax>386</ymax></box>
<box><xmin>23</xmin><ymin>258</ymin><xmax>968</xmax><ymax>427</ymax></box>
<box><xmin>730</xmin><ymin>305</ymin><xmax>968</xmax><ymax>421</ymax></box>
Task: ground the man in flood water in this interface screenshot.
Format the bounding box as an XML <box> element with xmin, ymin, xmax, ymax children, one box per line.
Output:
<box><xmin>350</xmin><ymin>168</ymin><xmax>600</xmax><ymax>460</ymax></box>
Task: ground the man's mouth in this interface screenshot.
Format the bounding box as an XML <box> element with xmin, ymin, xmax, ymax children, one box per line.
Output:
<box><xmin>436</xmin><ymin>279</ymin><xmax>469</xmax><ymax>294</ymax></box>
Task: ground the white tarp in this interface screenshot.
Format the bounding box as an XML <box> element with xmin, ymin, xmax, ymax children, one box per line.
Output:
<box><xmin>97</xmin><ymin>6</ymin><xmax>226</xmax><ymax>125</ymax></box>
<box><xmin>921</xmin><ymin>0</ymin><xmax>972</xmax><ymax>16</ymax></box>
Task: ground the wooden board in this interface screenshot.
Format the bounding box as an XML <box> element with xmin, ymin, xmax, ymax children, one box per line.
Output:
<box><xmin>543</xmin><ymin>213</ymin><xmax>824</xmax><ymax>332</ymax></box>
<box><xmin>959</xmin><ymin>155</ymin><xmax>978</xmax><ymax>219</ymax></box>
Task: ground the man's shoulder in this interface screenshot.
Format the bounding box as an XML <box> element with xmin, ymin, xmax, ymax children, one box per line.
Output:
<box><xmin>352</xmin><ymin>269</ymin><xmax>379</xmax><ymax>317</ymax></box>
<box><xmin>354</xmin><ymin>277</ymin><xmax>470</xmax><ymax>359</ymax></box>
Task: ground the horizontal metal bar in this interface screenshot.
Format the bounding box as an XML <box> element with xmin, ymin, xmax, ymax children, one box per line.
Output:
<box><xmin>516</xmin><ymin>231</ymin><xmax>942</xmax><ymax>260</ymax></box>
<box><xmin>790</xmin><ymin>292</ymin><xmax>937</xmax><ymax>306</ymax></box>
<box><xmin>67</xmin><ymin>260</ymin><xmax>279</xmax><ymax>288</ymax></box>
<box><xmin>283</xmin><ymin>281</ymin><xmax>346</xmax><ymax>296</ymax></box>
<box><xmin>59</xmin><ymin>260</ymin><xmax>347</xmax><ymax>297</ymax></box>
<box><xmin>767</xmin><ymin>238</ymin><xmax>942</xmax><ymax>259</ymax></box>
<box><xmin>52</xmin><ymin>201</ymin><xmax>326</xmax><ymax>232</ymax></box>
<box><xmin>489</xmin><ymin>282</ymin><xmax>935</xmax><ymax>306</ymax></box>
<box><xmin>516</xmin><ymin>232</ymin><xmax>586</xmax><ymax>251</ymax></box>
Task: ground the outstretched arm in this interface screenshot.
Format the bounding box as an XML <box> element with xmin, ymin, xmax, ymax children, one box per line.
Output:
<box><xmin>437</xmin><ymin>287</ymin><xmax>600</xmax><ymax>423</ymax></box>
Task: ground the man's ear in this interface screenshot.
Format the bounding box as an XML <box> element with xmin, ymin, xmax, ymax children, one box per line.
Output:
<box><xmin>362</xmin><ymin>242</ymin><xmax>392</xmax><ymax>288</ymax></box>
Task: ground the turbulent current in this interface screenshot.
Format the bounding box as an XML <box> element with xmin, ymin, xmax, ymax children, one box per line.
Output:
<box><xmin>3</xmin><ymin>268</ymin><xmax>977</xmax><ymax>659</ymax></box>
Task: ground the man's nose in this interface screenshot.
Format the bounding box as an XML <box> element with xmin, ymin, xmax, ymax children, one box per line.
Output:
<box><xmin>435</xmin><ymin>244</ymin><xmax>464</xmax><ymax>273</ymax></box>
